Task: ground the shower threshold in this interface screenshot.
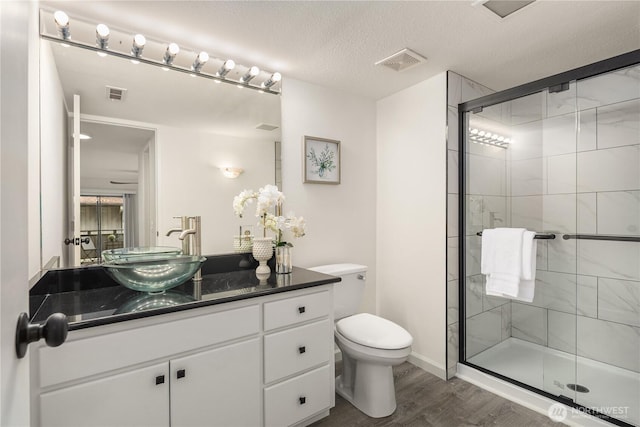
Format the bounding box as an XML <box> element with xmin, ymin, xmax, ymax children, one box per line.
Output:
<box><xmin>466</xmin><ymin>338</ymin><xmax>639</xmax><ymax>426</ymax></box>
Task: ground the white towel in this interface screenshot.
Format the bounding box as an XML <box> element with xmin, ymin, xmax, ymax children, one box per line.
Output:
<box><xmin>481</xmin><ymin>228</ymin><xmax>537</xmax><ymax>302</ymax></box>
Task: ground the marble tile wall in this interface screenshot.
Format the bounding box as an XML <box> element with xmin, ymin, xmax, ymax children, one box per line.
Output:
<box><xmin>508</xmin><ymin>65</ymin><xmax>640</xmax><ymax>373</ymax></box>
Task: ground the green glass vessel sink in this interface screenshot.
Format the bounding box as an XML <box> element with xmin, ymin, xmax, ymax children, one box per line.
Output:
<box><xmin>102</xmin><ymin>246</ymin><xmax>183</xmax><ymax>262</ymax></box>
<box><xmin>103</xmin><ymin>255</ymin><xmax>206</xmax><ymax>294</ymax></box>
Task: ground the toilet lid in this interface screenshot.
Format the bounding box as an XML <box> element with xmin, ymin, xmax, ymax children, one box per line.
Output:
<box><xmin>336</xmin><ymin>313</ymin><xmax>413</xmax><ymax>350</ymax></box>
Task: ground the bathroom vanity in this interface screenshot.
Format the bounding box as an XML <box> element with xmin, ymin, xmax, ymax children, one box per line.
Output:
<box><xmin>29</xmin><ymin>255</ymin><xmax>339</xmax><ymax>427</ymax></box>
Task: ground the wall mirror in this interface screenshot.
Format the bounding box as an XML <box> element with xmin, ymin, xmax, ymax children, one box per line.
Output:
<box><xmin>38</xmin><ymin>9</ymin><xmax>282</xmax><ymax>269</ymax></box>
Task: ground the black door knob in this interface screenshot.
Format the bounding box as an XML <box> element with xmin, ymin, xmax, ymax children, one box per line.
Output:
<box><xmin>15</xmin><ymin>312</ymin><xmax>68</xmax><ymax>359</ymax></box>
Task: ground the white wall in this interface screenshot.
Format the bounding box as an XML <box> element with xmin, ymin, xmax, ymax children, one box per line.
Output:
<box><xmin>38</xmin><ymin>40</ymin><xmax>68</xmax><ymax>276</ymax></box>
<box><xmin>377</xmin><ymin>73</ymin><xmax>448</xmax><ymax>378</ymax></box>
<box><xmin>1</xmin><ymin>2</ymin><xmax>36</xmax><ymax>425</ymax></box>
<box><xmin>280</xmin><ymin>78</ymin><xmax>377</xmax><ymax>314</ymax></box>
<box><xmin>155</xmin><ymin>126</ymin><xmax>275</xmax><ymax>255</ymax></box>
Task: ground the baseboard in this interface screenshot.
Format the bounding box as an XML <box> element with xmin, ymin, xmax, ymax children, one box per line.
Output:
<box><xmin>407</xmin><ymin>352</ymin><xmax>447</xmax><ymax>380</ymax></box>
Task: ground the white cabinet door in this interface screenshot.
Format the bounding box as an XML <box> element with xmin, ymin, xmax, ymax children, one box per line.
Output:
<box><xmin>39</xmin><ymin>363</ymin><xmax>169</xmax><ymax>427</ymax></box>
<box><xmin>170</xmin><ymin>338</ymin><xmax>261</xmax><ymax>427</ymax></box>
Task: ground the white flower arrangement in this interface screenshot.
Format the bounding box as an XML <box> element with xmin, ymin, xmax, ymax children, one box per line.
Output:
<box><xmin>233</xmin><ymin>185</ymin><xmax>306</xmax><ymax>246</ymax></box>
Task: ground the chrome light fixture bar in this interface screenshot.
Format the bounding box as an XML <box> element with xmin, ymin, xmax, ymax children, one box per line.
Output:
<box><xmin>468</xmin><ymin>128</ymin><xmax>511</xmax><ymax>148</ymax></box>
<box><xmin>41</xmin><ymin>9</ymin><xmax>282</xmax><ymax>94</ymax></box>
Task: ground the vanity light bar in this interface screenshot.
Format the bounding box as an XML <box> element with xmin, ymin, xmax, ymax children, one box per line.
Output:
<box><xmin>46</xmin><ymin>10</ymin><xmax>282</xmax><ymax>94</ymax></box>
<box><xmin>468</xmin><ymin>128</ymin><xmax>511</xmax><ymax>148</ymax></box>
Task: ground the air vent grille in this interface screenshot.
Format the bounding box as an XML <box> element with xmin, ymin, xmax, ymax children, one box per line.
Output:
<box><xmin>106</xmin><ymin>86</ymin><xmax>127</xmax><ymax>101</ymax></box>
<box><xmin>375</xmin><ymin>48</ymin><xmax>427</xmax><ymax>72</ymax></box>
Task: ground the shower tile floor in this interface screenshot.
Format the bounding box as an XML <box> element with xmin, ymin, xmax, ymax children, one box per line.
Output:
<box><xmin>468</xmin><ymin>337</ymin><xmax>640</xmax><ymax>426</ymax></box>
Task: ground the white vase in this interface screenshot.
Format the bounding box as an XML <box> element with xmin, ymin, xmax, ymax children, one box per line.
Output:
<box><xmin>252</xmin><ymin>237</ymin><xmax>273</xmax><ymax>279</ymax></box>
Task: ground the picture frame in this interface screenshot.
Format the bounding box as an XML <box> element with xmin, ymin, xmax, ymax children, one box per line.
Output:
<box><xmin>303</xmin><ymin>136</ymin><xmax>341</xmax><ymax>184</ymax></box>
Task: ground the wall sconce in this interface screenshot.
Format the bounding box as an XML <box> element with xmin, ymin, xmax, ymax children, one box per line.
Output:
<box><xmin>220</xmin><ymin>167</ymin><xmax>244</xmax><ymax>179</ymax></box>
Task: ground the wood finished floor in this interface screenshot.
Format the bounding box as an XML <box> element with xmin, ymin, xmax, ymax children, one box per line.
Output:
<box><xmin>311</xmin><ymin>362</ymin><xmax>558</xmax><ymax>427</ymax></box>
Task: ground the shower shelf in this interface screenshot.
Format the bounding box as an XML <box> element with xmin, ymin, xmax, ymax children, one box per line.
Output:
<box><xmin>475</xmin><ymin>231</ymin><xmax>556</xmax><ymax>240</ymax></box>
<box><xmin>562</xmin><ymin>234</ymin><xmax>640</xmax><ymax>242</ymax></box>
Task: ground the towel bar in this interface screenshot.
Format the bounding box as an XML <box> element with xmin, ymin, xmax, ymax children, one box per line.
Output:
<box><xmin>476</xmin><ymin>231</ymin><xmax>556</xmax><ymax>240</ymax></box>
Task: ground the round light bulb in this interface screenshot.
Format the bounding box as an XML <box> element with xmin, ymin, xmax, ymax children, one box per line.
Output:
<box><xmin>249</xmin><ymin>66</ymin><xmax>260</xmax><ymax>76</ymax></box>
<box><xmin>54</xmin><ymin>11</ymin><xmax>69</xmax><ymax>27</ymax></box>
<box><xmin>198</xmin><ymin>51</ymin><xmax>209</xmax><ymax>62</ymax></box>
<box><xmin>96</xmin><ymin>24</ymin><xmax>110</xmax><ymax>38</ymax></box>
<box><xmin>224</xmin><ymin>59</ymin><xmax>235</xmax><ymax>71</ymax></box>
<box><xmin>133</xmin><ymin>34</ymin><xmax>146</xmax><ymax>48</ymax></box>
<box><xmin>271</xmin><ymin>72</ymin><xmax>282</xmax><ymax>82</ymax></box>
<box><xmin>168</xmin><ymin>43</ymin><xmax>180</xmax><ymax>55</ymax></box>
<box><xmin>470</xmin><ymin>128</ymin><xmax>478</xmax><ymax>134</ymax></box>
<box><xmin>478</xmin><ymin>131</ymin><xmax>485</xmax><ymax>136</ymax></box>
<box><xmin>497</xmin><ymin>136</ymin><xmax>504</xmax><ymax>142</ymax></box>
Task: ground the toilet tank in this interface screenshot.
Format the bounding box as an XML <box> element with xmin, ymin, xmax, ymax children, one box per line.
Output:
<box><xmin>308</xmin><ymin>264</ymin><xmax>367</xmax><ymax>320</ymax></box>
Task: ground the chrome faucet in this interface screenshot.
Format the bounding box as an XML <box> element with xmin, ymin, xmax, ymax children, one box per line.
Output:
<box><xmin>166</xmin><ymin>216</ymin><xmax>202</xmax><ymax>287</ymax></box>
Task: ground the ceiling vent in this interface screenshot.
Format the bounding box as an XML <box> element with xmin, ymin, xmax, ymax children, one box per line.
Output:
<box><xmin>375</xmin><ymin>48</ymin><xmax>427</xmax><ymax>72</ymax></box>
<box><xmin>256</xmin><ymin>123</ymin><xmax>279</xmax><ymax>131</ymax></box>
<box><xmin>106</xmin><ymin>86</ymin><xmax>127</xmax><ymax>101</ymax></box>
<box><xmin>480</xmin><ymin>0</ymin><xmax>535</xmax><ymax>18</ymax></box>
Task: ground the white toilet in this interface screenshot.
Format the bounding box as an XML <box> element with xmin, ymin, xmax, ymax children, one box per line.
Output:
<box><xmin>308</xmin><ymin>264</ymin><xmax>413</xmax><ymax>418</ymax></box>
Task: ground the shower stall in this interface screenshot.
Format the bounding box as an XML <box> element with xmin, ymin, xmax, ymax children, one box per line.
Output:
<box><xmin>459</xmin><ymin>51</ymin><xmax>640</xmax><ymax>427</ymax></box>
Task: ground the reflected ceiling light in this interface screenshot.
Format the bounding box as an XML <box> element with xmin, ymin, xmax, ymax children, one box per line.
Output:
<box><xmin>54</xmin><ymin>11</ymin><xmax>70</xmax><ymax>40</ymax></box>
<box><xmin>216</xmin><ymin>59</ymin><xmax>235</xmax><ymax>78</ymax></box>
<box><xmin>95</xmin><ymin>23</ymin><xmax>110</xmax><ymax>56</ymax></box>
<box><xmin>240</xmin><ymin>66</ymin><xmax>260</xmax><ymax>84</ymax></box>
<box><xmin>191</xmin><ymin>51</ymin><xmax>209</xmax><ymax>73</ymax></box>
<box><xmin>261</xmin><ymin>72</ymin><xmax>281</xmax><ymax>89</ymax></box>
<box><xmin>468</xmin><ymin>127</ymin><xmax>511</xmax><ymax>149</ymax></box>
<box><xmin>131</xmin><ymin>34</ymin><xmax>146</xmax><ymax>58</ymax></box>
<box><xmin>220</xmin><ymin>167</ymin><xmax>244</xmax><ymax>179</ymax></box>
<box><xmin>163</xmin><ymin>43</ymin><xmax>179</xmax><ymax>67</ymax></box>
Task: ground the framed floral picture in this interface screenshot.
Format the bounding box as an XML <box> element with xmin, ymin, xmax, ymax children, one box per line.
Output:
<box><xmin>303</xmin><ymin>136</ymin><xmax>341</xmax><ymax>184</ymax></box>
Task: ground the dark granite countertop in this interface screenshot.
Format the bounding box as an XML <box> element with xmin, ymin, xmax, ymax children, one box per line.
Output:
<box><xmin>30</xmin><ymin>253</ymin><xmax>340</xmax><ymax>331</ymax></box>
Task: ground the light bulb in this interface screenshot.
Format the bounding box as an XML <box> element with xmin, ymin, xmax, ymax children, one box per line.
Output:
<box><xmin>216</xmin><ymin>59</ymin><xmax>235</xmax><ymax>78</ymax></box>
<box><xmin>54</xmin><ymin>11</ymin><xmax>70</xmax><ymax>40</ymax></box>
<box><xmin>240</xmin><ymin>66</ymin><xmax>260</xmax><ymax>84</ymax></box>
<box><xmin>131</xmin><ymin>34</ymin><xmax>146</xmax><ymax>58</ymax></box>
<box><xmin>191</xmin><ymin>51</ymin><xmax>209</xmax><ymax>73</ymax></box>
<box><xmin>96</xmin><ymin>24</ymin><xmax>110</xmax><ymax>50</ymax></box>
<box><xmin>163</xmin><ymin>43</ymin><xmax>180</xmax><ymax>66</ymax></box>
<box><xmin>261</xmin><ymin>72</ymin><xmax>282</xmax><ymax>89</ymax></box>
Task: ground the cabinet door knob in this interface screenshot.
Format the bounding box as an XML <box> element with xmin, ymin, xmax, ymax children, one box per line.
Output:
<box><xmin>299</xmin><ymin>396</ymin><xmax>306</xmax><ymax>405</ymax></box>
<box><xmin>155</xmin><ymin>375</ymin><xmax>165</xmax><ymax>385</ymax></box>
<box><xmin>298</xmin><ymin>306</ymin><xmax>306</xmax><ymax>314</ymax></box>
<box><xmin>298</xmin><ymin>346</ymin><xmax>306</xmax><ymax>354</ymax></box>
<box><xmin>177</xmin><ymin>369</ymin><xmax>186</xmax><ymax>379</ymax></box>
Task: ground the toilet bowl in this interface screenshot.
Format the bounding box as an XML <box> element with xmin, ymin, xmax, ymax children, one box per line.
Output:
<box><xmin>308</xmin><ymin>264</ymin><xmax>413</xmax><ymax>418</ymax></box>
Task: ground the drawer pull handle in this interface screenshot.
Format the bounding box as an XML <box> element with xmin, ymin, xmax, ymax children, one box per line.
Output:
<box><xmin>299</xmin><ymin>396</ymin><xmax>306</xmax><ymax>405</ymax></box>
<box><xmin>177</xmin><ymin>369</ymin><xmax>186</xmax><ymax>379</ymax></box>
<box><xmin>298</xmin><ymin>346</ymin><xmax>306</xmax><ymax>354</ymax></box>
<box><xmin>155</xmin><ymin>375</ymin><xmax>165</xmax><ymax>385</ymax></box>
<box><xmin>298</xmin><ymin>306</ymin><xmax>306</xmax><ymax>314</ymax></box>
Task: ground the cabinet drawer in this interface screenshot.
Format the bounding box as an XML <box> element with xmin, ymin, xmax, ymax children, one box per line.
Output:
<box><xmin>264</xmin><ymin>290</ymin><xmax>329</xmax><ymax>331</ymax></box>
<box><xmin>264</xmin><ymin>365</ymin><xmax>331</xmax><ymax>427</ymax></box>
<box><xmin>38</xmin><ymin>305</ymin><xmax>259</xmax><ymax>388</ymax></box>
<box><xmin>264</xmin><ymin>319</ymin><xmax>331</xmax><ymax>383</ymax></box>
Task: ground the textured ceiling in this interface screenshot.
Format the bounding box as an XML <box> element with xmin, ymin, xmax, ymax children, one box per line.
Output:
<box><xmin>41</xmin><ymin>0</ymin><xmax>640</xmax><ymax>99</ymax></box>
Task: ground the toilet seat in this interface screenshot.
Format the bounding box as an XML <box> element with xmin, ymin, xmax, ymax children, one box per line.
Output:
<box><xmin>336</xmin><ymin>313</ymin><xmax>413</xmax><ymax>350</ymax></box>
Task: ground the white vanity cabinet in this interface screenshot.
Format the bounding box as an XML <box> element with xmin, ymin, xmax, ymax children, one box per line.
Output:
<box><xmin>263</xmin><ymin>290</ymin><xmax>335</xmax><ymax>427</ymax></box>
<box><xmin>32</xmin><ymin>284</ymin><xmax>335</xmax><ymax>427</ymax></box>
